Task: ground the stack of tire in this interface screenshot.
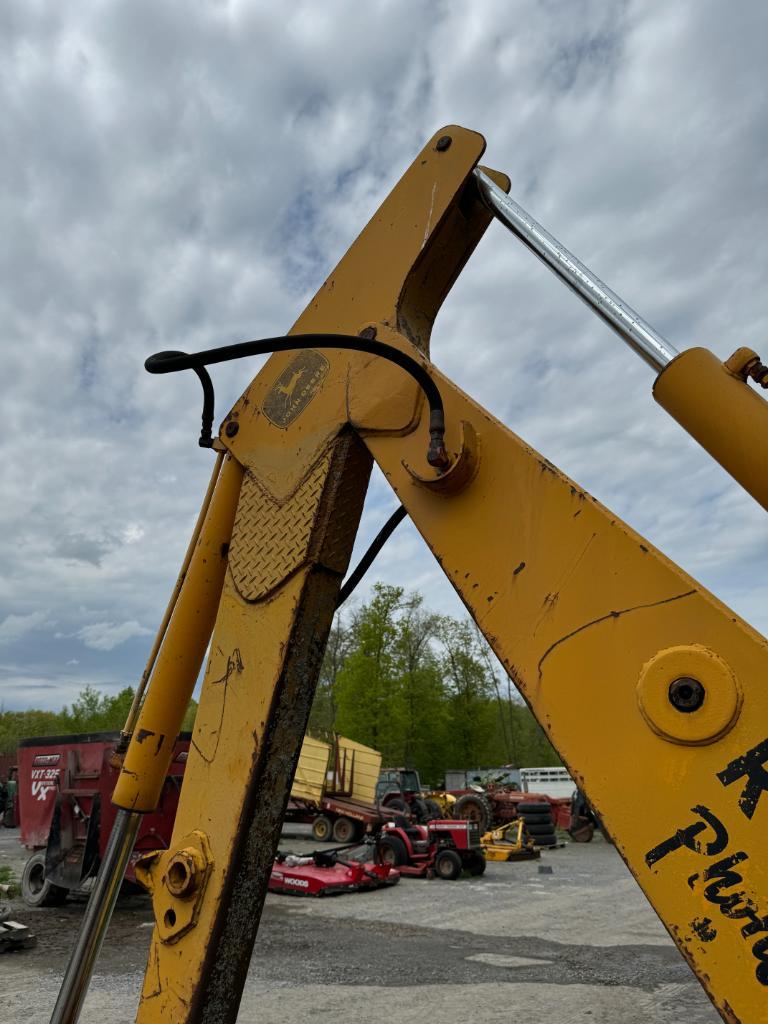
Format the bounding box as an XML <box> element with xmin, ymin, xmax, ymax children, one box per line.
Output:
<box><xmin>517</xmin><ymin>801</ymin><xmax>558</xmax><ymax>848</ymax></box>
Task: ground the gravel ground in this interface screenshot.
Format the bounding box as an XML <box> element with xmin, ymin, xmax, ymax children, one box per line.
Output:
<box><xmin>0</xmin><ymin>826</ymin><xmax>722</xmax><ymax>1024</ymax></box>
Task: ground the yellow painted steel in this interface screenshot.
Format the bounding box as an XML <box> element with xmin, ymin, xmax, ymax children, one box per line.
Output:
<box><xmin>135</xmin><ymin>126</ymin><xmax>505</xmax><ymax>1022</ymax></box>
<box><xmin>292</xmin><ymin>736</ymin><xmax>331</xmax><ymax>803</ymax></box>
<box><xmin>112</xmin><ymin>455</ymin><xmax>243</xmax><ymax>812</ymax></box>
<box><xmin>482</xmin><ymin>820</ymin><xmax>538</xmax><ymax>861</ymax></box>
<box><xmin>120</xmin><ymin>451</ymin><xmax>225</xmax><ymax>742</ymax></box>
<box><xmin>128</xmin><ymin>127</ymin><xmax>768</xmax><ymax>1024</ymax></box>
<box><xmin>336</xmin><ymin>736</ymin><xmax>382</xmax><ymax>805</ymax></box>
<box><xmin>356</xmin><ymin>353</ymin><xmax>768</xmax><ymax>1023</ymax></box>
<box><xmin>654</xmin><ymin>346</ymin><xmax>768</xmax><ymax>512</ymax></box>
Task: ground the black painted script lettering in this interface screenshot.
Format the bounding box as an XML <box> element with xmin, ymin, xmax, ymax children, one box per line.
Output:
<box><xmin>645</xmin><ymin>805</ymin><xmax>729</xmax><ymax>868</ymax></box>
<box><xmin>702</xmin><ymin>851</ymin><xmax>749</xmax><ymax>912</ymax></box>
<box><xmin>753</xmin><ymin>935</ymin><xmax>768</xmax><ymax>986</ymax></box>
<box><xmin>717</xmin><ymin>737</ymin><xmax>768</xmax><ymax>820</ymax></box>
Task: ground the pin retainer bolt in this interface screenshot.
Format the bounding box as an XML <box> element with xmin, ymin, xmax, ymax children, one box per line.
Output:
<box><xmin>668</xmin><ymin>676</ymin><xmax>705</xmax><ymax>713</ymax></box>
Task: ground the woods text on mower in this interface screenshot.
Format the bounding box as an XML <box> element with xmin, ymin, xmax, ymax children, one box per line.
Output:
<box><xmin>48</xmin><ymin>126</ymin><xmax>768</xmax><ymax>1024</ymax></box>
<box><xmin>267</xmin><ymin>843</ymin><xmax>400</xmax><ymax>897</ymax></box>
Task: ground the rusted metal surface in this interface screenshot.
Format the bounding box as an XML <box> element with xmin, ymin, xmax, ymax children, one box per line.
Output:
<box><xmin>134</xmin><ymin>127</ymin><xmax>505</xmax><ymax>1023</ymax></box>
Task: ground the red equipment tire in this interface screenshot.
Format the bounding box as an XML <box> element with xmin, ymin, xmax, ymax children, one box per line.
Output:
<box><xmin>434</xmin><ymin>849</ymin><xmax>463</xmax><ymax>880</ymax></box>
<box><xmin>454</xmin><ymin>793</ymin><xmax>493</xmax><ymax>833</ymax></box>
<box><xmin>464</xmin><ymin>851</ymin><xmax>487</xmax><ymax>876</ymax></box>
<box><xmin>377</xmin><ymin>834</ymin><xmax>407</xmax><ymax>867</ymax></box>
<box><xmin>21</xmin><ymin>852</ymin><xmax>68</xmax><ymax>908</ymax></box>
<box><xmin>332</xmin><ymin>817</ymin><xmax>356</xmax><ymax>843</ymax></box>
<box><xmin>311</xmin><ymin>816</ymin><xmax>333</xmax><ymax>842</ymax></box>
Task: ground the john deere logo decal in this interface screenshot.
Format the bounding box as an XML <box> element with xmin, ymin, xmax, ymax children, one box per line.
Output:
<box><xmin>263</xmin><ymin>350</ymin><xmax>329</xmax><ymax>428</ymax></box>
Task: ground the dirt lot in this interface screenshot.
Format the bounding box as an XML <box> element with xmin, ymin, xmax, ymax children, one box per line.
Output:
<box><xmin>0</xmin><ymin>827</ymin><xmax>721</xmax><ymax>1024</ymax></box>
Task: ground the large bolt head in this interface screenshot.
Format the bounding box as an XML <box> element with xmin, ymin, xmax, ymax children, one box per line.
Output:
<box><xmin>165</xmin><ymin>848</ymin><xmax>201</xmax><ymax>897</ymax></box>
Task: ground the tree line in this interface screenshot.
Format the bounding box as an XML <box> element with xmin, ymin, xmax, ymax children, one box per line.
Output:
<box><xmin>0</xmin><ymin>686</ymin><xmax>198</xmax><ymax>758</ymax></box>
<box><xmin>309</xmin><ymin>584</ymin><xmax>560</xmax><ymax>786</ymax></box>
<box><xmin>0</xmin><ymin>584</ymin><xmax>560</xmax><ymax>787</ymax></box>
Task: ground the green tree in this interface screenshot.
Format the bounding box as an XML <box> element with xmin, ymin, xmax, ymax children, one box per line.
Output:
<box><xmin>308</xmin><ymin>613</ymin><xmax>351</xmax><ymax>739</ymax></box>
<box><xmin>305</xmin><ymin>583</ymin><xmax>563</xmax><ymax>780</ymax></box>
<box><xmin>334</xmin><ymin>585</ymin><xmax>403</xmax><ymax>759</ymax></box>
<box><xmin>437</xmin><ymin>617</ymin><xmax>497</xmax><ymax>768</ymax></box>
<box><xmin>390</xmin><ymin>592</ymin><xmax>446</xmax><ymax>784</ymax></box>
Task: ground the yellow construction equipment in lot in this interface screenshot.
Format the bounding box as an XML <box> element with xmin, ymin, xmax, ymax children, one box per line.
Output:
<box><xmin>481</xmin><ymin>820</ymin><xmax>540</xmax><ymax>863</ymax></box>
<box><xmin>48</xmin><ymin>126</ymin><xmax>768</xmax><ymax>1024</ymax></box>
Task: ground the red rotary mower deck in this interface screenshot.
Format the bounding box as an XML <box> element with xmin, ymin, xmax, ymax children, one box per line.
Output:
<box><xmin>269</xmin><ymin>848</ymin><xmax>399</xmax><ymax>896</ymax></box>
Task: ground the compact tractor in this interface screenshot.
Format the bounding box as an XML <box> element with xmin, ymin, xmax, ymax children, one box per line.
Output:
<box><xmin>375</xmin><ymin>817</ymin><xmax>485</xmax><ymax>879</ymax></box>
<box><xmin>376</xmin><ymin>767</ymin><xmax>455</xmax><ymax>822</ymax></box>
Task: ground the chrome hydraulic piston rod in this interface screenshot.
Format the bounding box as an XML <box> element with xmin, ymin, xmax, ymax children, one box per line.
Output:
<box><xmin>50</xmin><ymin>809</ymin><xmax>142</xmax><ymax>1024</ymax></box>
<box><xmin>473</xmin><ymin>168</ymin><xmax>679</xmax><ymax>373</ymax></box>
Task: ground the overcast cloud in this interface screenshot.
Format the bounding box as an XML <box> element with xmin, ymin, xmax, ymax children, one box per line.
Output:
<box><xmin>1</xmin><ymin>0</ymin><xmax>766</xmax><ymax>711</ymax></box>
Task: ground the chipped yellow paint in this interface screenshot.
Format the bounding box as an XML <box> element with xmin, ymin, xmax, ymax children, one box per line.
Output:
<box><xmin>134</xmin><ymin>126</ymin><xmax>505</xmax><ymax>1022</ymax></box>
<box><xmin>357</xmin><ymin>357</ymin><xmax>768</xmax><ymax>1024</ymax></box>
<box><xmin>129</xmin><ymin>126</ymin><xmax>768</xmax><ymax>1024</ymax></box>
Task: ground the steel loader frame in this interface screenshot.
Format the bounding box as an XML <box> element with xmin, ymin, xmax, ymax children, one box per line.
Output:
<box><xmin>51</xmin><ymin>126</ymin><xmax>768</xmax><ymax>1024</ymax></box>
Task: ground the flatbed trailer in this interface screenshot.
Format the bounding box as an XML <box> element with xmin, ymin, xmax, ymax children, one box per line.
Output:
<box><xmin>285</xmin><ymin>794</ymin><xmax>396</xmax><ymax>842</ymax></box>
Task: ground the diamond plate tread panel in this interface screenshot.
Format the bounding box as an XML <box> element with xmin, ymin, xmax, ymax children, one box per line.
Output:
<box><xmin>228</xmin><ymin>450</ymin><xmax>332</xmax><ymax>602</ymax></box>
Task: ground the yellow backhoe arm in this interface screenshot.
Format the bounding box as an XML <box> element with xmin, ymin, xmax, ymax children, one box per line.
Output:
<box><xmin>50</xmin><ymin>126</ymin><xmax>768</xmax><ymax>1024</ymax></box>
<box><xmin>358</xmin><ymin>333</ymin><xmax>768</xmax><ymax>1024</ymax></box>
<box><xmin>122</xmin><ymin>126</ymin><xmax>509</xmax><ymax>1022</ymax></box>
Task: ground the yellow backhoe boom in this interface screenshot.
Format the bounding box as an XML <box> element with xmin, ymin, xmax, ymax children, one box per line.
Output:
<box><xmin>50</xmin><ymin>126</ymin><xmax>768</xmax><ymax>1024</ymax></box>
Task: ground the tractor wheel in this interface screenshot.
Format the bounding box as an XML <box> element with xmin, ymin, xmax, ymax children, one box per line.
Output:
<box><xmin>21</xmin><ymin>852</ymin><xmax>68</xmax><ymax>908</ymax></box>
<box><xmin>569</xmin><ymin>822</ymin><xmax>595</xmax><ymax>843</ymax></box>
<box><xmin>454</xmin><ymin>793</ymin><xmax>494</xmax><ymax>833</ymax></box>
<box><xmin>434</xmin><ymin>849</ymin><xmax>463</xmax><ymax>880</ymax></box>
<box><xmin>311</xmin><ymin>816</ymin><xmax>333</xmax><ymax>842</ymax></box>
<box><xmin>377</xmin><ymin>834</ymin><xmax>407</xmax><ymax>867</ymax></box>
<box><xmin>412</xmin><ymin>798</ymin><xmax>430</xmax><ymax>823</ymax></box>
<box><xmin>384</xmin><ymin>797</ymin><xmax>408</xmax><ymax>813</ymax></box>
<box><xmin>464</xmin><ymin>851</ymin><xmax>487</xmax><ymax>876</ymax></box>
<box><xmin>332</xmin><ymin>817</ymin><xmax>356</xmax><ymax>843</ymax></box>
<box><xmin>424</xmin><ymin>799</ymin><xmax>442</xmax><ymax>820</ymax></box>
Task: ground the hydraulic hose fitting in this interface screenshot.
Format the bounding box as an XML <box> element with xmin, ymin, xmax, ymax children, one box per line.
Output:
<box><xmin>724</xmin><ymin>346</ymin><xmax>768</xmax><ymax>388</ymax></box>
<box><xmin>427</xmin><ymin>408</ymin><xmax>450</xmax><ymax>470</ymax></box>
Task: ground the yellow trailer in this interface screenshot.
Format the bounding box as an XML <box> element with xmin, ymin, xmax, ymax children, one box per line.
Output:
<box><xmin>287</xmin><ymin>734</ymin><xmax>385</xmax><ymax>843</ymax></box>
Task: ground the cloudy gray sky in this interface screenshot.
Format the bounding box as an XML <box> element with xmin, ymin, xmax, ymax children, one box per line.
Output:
<box><xmin>2</xmin><ymin>1</ymin><xmax>766</xmax><ymax>712</ymax></box>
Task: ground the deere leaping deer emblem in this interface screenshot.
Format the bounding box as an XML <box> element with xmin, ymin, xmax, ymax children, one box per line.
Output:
<box><xmin>262</xmin><ymin>350</ymin><xmax>330</xmax><ymax>428</ymax></box>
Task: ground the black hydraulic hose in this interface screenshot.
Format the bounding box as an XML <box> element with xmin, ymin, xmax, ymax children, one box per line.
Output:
<box><xmin>336</xmin><ymin>505</ymin><xmax>407</xmax><ymax>609</ymax></box>
<box><xmin>145</xmin><ymin>335</ymin><xmax>422</xmax><ymax>608</ymax></box>
<box><xmin>145</xmin><ymin>333</ymin><xmax>448</xmax><ymax>468</ymax></box>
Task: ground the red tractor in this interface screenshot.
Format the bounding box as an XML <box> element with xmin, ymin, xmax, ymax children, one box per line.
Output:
<box><xmin>376</xmin><ymin>818</ymin><xmax>485</xmax><ymax>879</ymax></box>
<box><xmin>450</xmin><ymin>785</ymin><xmax>564</xmax><ymax>848</ymax></box>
